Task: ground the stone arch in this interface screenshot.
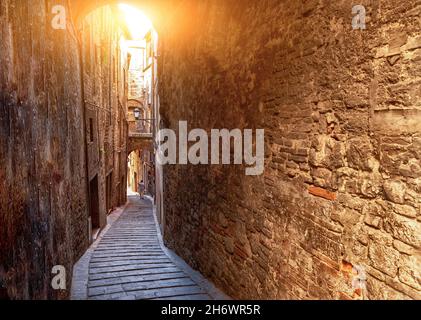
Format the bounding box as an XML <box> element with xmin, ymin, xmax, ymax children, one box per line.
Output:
<box><xmin>128</xmin><ymin>98</ymin><xmax>143</xmax><ymax>105</ymax></box>
<box><xmin>128</xmin><ymin>139</ymin><xmax>153</xmax><ymax>154</ymax></box>
<box><xmin>69</xmin><ymin>0</ymin><xmax>176</xmax><ymax>30</ymax></box>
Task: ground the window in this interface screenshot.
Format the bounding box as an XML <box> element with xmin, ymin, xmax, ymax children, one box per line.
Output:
<box><xmin>144</xmin><ymin>32</ymin><xmax>153</xmax><ymax>69</ymax></box>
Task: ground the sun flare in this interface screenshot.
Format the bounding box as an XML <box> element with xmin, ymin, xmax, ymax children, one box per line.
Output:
<box><xmin>118</xmin><ymin>3</ymin><xmax>153</xmax><ymax>39</ymax></box>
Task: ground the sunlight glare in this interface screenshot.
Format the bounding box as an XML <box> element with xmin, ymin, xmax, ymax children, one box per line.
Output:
<box><xmin>118</xmin><ymin>3</ymin><xmax>153</xmax><ymax>39</ymax></box>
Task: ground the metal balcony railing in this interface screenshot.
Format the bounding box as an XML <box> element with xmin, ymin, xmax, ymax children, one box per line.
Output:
<box><xmin>128</xmin><ymin>119</ymin><xmax>154</xmax><ymax>138</ymax></box>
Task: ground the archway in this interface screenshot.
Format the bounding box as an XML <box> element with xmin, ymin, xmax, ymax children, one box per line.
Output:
<box><xmin>69</xmin><ymin>0</ymin><xmax>176</xmax><ymax>29</ymax></box>
<box><xmin>76</xmin><ymin>0</ymin><xmax>160</xmax><ymax>244</ymax></box>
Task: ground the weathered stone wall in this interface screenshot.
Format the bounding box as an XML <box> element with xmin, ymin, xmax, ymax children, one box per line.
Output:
<box><xmin>82</xmin><ymin>5</ymin><xmax>129</xmax><ymax>223</ymax></box>
<box><xmin>160</xmin><ymin>0</ymin><xmax>421</xmax><ymax>299</ymax></box>
<box><xmin>0</xmin><ymin>1</ymin><xmax>129</xmax><ymax>299</ymax></box>
<box><xmin>128</xmin><ymin>43</ymin><xmax>145</xmax><ymax>101</ymax></box>
<box><xmin>0</xmin><ymin>0</ymin><xmax>89</xmax><ymax>299</ymax></box>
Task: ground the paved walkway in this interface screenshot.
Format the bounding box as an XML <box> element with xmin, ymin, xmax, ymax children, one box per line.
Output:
<box><xmin>72</xmin><ymin>195</ymin><xmax>228</xmax><ymax>300</ymax></box>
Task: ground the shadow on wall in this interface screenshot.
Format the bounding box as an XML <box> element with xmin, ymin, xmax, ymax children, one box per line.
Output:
<box><xmin>160</xmin><ymin>36</ymin><xmax>271</xmax><ymax>298</ymax></box>
<box><xmin>0</xmin><ymin>269</ymin><xmax>10</xmax><ymax>300</ymax></box>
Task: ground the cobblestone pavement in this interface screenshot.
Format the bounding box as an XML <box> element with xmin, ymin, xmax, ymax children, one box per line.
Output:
<box><xmin>85</xmin><ymin>195</ymin><xmax>214</xmax><ymax>300</ymax></box>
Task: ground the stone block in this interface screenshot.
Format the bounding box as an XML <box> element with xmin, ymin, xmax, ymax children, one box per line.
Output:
<box><xmin>346</xmin><ymin>138</ymin><xmax>375</xmax><ymax>171</ymax></box>
<box><xmin>383</xmin><ymin>179</ymin><xmax>406</xmax><ymax>204</ymax></box>
<box><xmin>393</xmin><ymin>239</ymin><xmax>415</xmax><ymax>255</ymax></box>
<box><xmin>373</xmin><ymin>110</ymin><xmax>421</xmax><ymax>135</ymax></box>
<box><xmin>384</xmin><ymin>214</ymin><xmax>421</xmax><ymax>247</ymax></box>
<box><xmin>309</xmin><ymin>135</ymin><xmax>345</xmax><ymax>169</ymax></box>
<box><xmin>368</xmin><ymin>243</ymin><xmax>399</xmax><ymax>277</ymax></box>
<box><xmin>398</xmin><ymin>255</ymin><xmax>421</xmax><ymax>291</ymax></box>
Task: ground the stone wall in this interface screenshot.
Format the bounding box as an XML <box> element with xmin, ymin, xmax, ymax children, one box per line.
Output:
<box><xmin>82</xmin><ymin>5</ymin><xmax>129</xmax><ymax>224</ymax></box>
<box><xmin>0</xmin><ymin>0</ymin><xmax>89</xmax><ymax>299</ymax></box>
<box><xmin>128</xmin><ymin>43</ymin><xmax>145</xmax><ymax>101</ymax></box>
<box><xmin>160</xmin><ymin>0</ymin><xmax>421</xmax><ymax>299</ymax></box>
<box><xmin>0</xmin><ymin>1</ymin><xmax>129</xmax><ymax>299</ymax></box>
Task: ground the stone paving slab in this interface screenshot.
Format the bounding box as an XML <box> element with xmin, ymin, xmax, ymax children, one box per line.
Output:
<box><xmin>88</xmin><ymin>268</ymin><xmax>183</xmax><ymax>281</ymax></box>
<box><xmin>72</xmin><ymin>195</ymin><xmax>230</xmax><ymax>300</ymax></box>
<box><xmin>89</xmin><ymin>272</ymin><xmax>187</xmax><ymax>288</ymax></box>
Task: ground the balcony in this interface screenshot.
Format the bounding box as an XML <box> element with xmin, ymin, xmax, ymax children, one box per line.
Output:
<box><xmin>128</xmin><ymin>119</ymin><xmax>153</xmax><ymax>139</ymax></box>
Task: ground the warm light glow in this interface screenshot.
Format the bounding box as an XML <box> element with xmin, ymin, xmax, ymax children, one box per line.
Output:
<box><xmin>118</xmin><ymin>4</ymin><xmax>153</xmax><ymax>39</ymax></box>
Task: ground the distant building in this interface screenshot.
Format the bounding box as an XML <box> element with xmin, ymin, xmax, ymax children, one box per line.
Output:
<box><xmin>126</xmin><ymin>32</ymin><xmax>157</xmax><ymax>199</ymax></box>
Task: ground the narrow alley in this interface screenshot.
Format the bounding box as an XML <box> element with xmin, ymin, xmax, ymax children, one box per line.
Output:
<box><xmin>1</xmin><ymin>0</ymin><xmax>421</xmax><ymax>302</ymax></box>
<box><xmin>72</xmin><ymin>194</ymin><xmax>227</xmax><ymax>300</ymax></box>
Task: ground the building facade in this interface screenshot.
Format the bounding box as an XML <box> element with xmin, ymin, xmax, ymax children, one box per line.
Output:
<box><xmin>126</xmin><ymin>36</ymin><xmax>157</xmax><ymax>200</ymax></box>
<box><xmin>81</xmin><ymin>6</ymin><xmax>130</xmax><ymax>240</ymax></box>
<box><xmin>0</xmin><ymin>2</ymin><xmax>131</xmax><ymax>299</ymax></box>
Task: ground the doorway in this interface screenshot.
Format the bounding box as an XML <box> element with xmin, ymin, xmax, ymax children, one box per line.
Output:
<box><xmin>120</xmin><ymin>176</ymin><xmax>125</xmax><ymax>204</ymax></box>
<box><xmin>106</xmin><ymin>172</ymin><xmax>113</xmax><ymax>214</ymax></box>
<box><xmin>89</xmin><ymin>175</ymin><xmax>100</xmax><ymax>239</ymax></box>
